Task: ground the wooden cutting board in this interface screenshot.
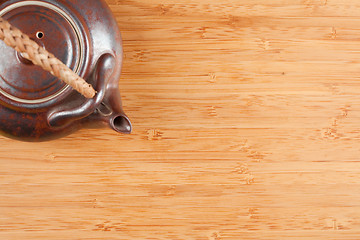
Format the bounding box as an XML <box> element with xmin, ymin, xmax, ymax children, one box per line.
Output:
<box><xmin>1</xmin><ymin>0</ymin><xmax>360</xmax><ymax>239</ymax></box>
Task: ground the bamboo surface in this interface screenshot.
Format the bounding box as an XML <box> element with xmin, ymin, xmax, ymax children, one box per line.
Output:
<box><xmin>2</xmin><ymin>0</ymin><xmax>360</xmax><ymax>239</ymax></box>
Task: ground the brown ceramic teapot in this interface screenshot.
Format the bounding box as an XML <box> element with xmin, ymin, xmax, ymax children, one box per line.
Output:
<box><xmin>0</xmin><ymin>0</ymin><xmax>132</xmax><ymax>141</ymax></box>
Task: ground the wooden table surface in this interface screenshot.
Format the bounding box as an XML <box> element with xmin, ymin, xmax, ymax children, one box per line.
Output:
<box><xmin>2</xmin><ymin>0</ymin><xmax>360</xmax><ymax>239</ymax></box>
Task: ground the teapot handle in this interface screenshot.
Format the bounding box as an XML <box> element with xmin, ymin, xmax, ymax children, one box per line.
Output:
<box><xmin>47</xmin><ymin>53</ymin><xmax>115</xmax><ymax>128</ymax></box>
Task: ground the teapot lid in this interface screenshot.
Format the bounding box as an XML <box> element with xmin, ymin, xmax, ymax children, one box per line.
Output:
<box><xmin>0</xmin><ymin>1</ymin><xmax>85</xmax><ymax>104</ymax></box>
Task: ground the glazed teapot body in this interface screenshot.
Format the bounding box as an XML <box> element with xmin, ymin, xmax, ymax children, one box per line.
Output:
<box><xmin>0</xmin><ymin>0</ymin><xmax>131</xmax><ymax>141</ymax></box>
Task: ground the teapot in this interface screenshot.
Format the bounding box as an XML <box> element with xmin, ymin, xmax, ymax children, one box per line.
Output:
<box><xmin>0</xmin><ymin>0</ymin><xmax>132</xmax><ymax>141</ymax></box>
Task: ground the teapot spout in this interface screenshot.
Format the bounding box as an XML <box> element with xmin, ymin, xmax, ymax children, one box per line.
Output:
<box><xmin>110</xmin><ymin>113</ymin><xmax>132</xmax><ymax>134</ymax></box>
<box><xmin>95</xmin><ymin>83</ymin><xmax>132</xmax><ymax>134</ymax></box>
<box><xmin>95</xmin><ymin>102</ymin><xmax>132</xmax><ymax>134</ymax></box>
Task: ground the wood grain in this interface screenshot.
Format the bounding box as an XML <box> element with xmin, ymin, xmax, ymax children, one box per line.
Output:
<box><xmin>2</xmin><ymin>0</ymin><xmax>360</xmax><ymax>239</ymax></box>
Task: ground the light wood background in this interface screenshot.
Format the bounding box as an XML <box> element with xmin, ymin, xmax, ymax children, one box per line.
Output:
<box><xmin>2</xmin><ymin>0</ymin><xmax>360</xmax><ymax>239</ymax></box>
